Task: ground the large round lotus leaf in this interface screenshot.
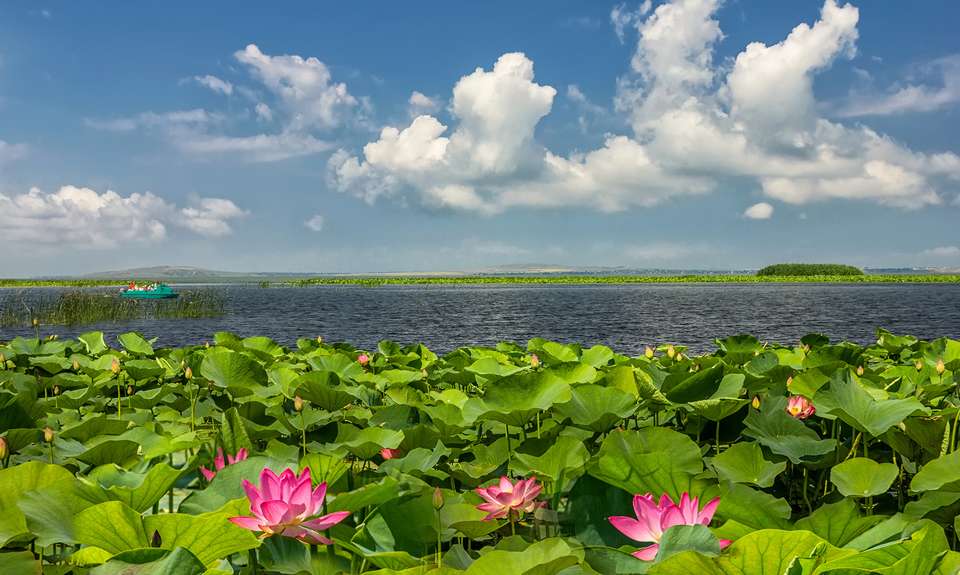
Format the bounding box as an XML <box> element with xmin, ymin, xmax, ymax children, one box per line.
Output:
<box><xmin>553</xmin><ymin>384</ymin><xmax>636</xmax><ymax>432</ymax></box>
<box><xmin>709</xmin><ymin>442</ymin><xmax>786</xmax><ymax>488</ymax></box>
<box><xmin>117</xmin><ymin>333</ymin><xmax>154</xmax><ymax>357</ymax></box>
<box><xmin>479</xmin><ymin>371</ymin><xmax>572</xmax><ymax>427</ymax></box>
<box><xmin>831</xmin><ymin>457</ymin><xmax>899</xmax><ymax>498</ymax></box>
<box><xmin>200</xmin><ymin>348</ymin><xmax>267</xmax><ymax>392</ymax></box>
<box><xmin>589</xmin><ymin>427</ymin><xmax>703</xmax><ymax>500</ymax></box>
<box><xmin>742</xmin><ymin>395</ymin><xmax>836</xmax><ymax>464</ymax></box>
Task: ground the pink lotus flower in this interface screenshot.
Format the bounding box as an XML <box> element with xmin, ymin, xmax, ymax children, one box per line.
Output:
<box><xmin>229</xmin><ymin>467</ymin><xmax>350</xmax><ymax>545</ymax></box>
<box><xmin>530</xmin><ymin>354</ymin><xmax>540</xmax><ymax>368</ymax></box>
<box><xmin>786</xmin><ymin>395</ymin><xmax>815</xmax><ymax>420</ymax></box>
<box><xmin>609</xmin><ymin>492</ymin><xmax>731</xmax><ymax>561</ymax></box>
<box><xmin>475</xmin><ymin>476</ymin><xmax>542</xmax><ymax>521</ymax></box>
<box><xmin>380</xmin><ymin>448</ymin><xmax>399</xmax><ymax>460</ymax></box>
<box><xmin>357</xmin><ymin>353</ymin><xmax>370</xmax><ymax>366</ymax></box>
<box><xmin>200</xmin><ymin>447</ymin><xmax>248</xmax><ymax>481</ymax></box>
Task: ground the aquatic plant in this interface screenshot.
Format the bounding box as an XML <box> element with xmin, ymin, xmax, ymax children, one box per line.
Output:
<box><xmin>0</xmin><ymin>328</ymin><xmax>957</xmax><ymax>572</ymax></box>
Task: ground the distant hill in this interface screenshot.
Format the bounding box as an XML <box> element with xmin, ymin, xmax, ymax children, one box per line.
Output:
<box><xmin>77</xmin><ymin>266</ymin><xmax>316</xmax><ymax>281</ymax></box>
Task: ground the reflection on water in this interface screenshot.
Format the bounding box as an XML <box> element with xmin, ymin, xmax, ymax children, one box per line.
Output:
<box><xmin>2</xmin><ymin>283</ymin><xmax>960</xmax><ymax>355</ymax></box>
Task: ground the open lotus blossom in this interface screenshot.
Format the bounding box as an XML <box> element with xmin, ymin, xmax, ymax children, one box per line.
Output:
<box><xmin>229</xmin><ymin>467</ymin><xmax>350</xmax><ymax>544</ymax></box>
<box><xmin>200</xmin><ymin>447</ymin><xmax>248</xmax><ymax>481</ymax></box>
<box><xmin>475</xmin><ymin>476</ymin><xmax>542</xmax><ymax>521</ymax></box>
<box><xmin>609</xmin><ymin>493</ymin><xmax>731</xmax><ymax>561</ymax></box>
<box><xmin>786</xmin><ymin>395</ymin><xmax>816</xmax><ymax>420</ymax></box>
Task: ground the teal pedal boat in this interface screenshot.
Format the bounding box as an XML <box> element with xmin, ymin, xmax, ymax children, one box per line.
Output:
<box><xmin>120</xmin><ymin>282</ymin><xmax>179</xmax><ymax>299</ymax></box>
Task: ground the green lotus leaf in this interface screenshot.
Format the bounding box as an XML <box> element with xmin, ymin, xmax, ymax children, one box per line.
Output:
<box><xmin>815</xmin><ymin>522</ymin><xmax>948</xmax><ymax>574</ymax></box>
<box><xmin>78</xmin><ymin>331</ymin><xmax>109</xmax><ymax>356</ymax></box>
<box><xmin>817</xmin><ymin>371</ymin><xmax>929</xmax><ymax>437</ymax></box>
<box><xmin>655</xmin><ymin>524</ymin><xmax>722</xmax><ymax>563</ymax></box>
<box><xmin>743</xmin><ymin>396</ymin><xmax>836</xmax><ymax>464</ymax></box>
<box><xmin>554</xmin><ymin>384</ymin><xmax>636</xmax><ymax>432</ymax></box>
<box><xmin>74</xmin><ymin>501</ymin><xmax>150</xmax><ymax>555</ymax></box>
<box><xmin>122</xmin><ymin>359</ymin><xmax>166</xmax><ymax>381</ymax></box>
<box><xmin>910</xmin><ymin>449</ymin><xmax>960</xmax><ymax>493</ymax></box>
<box><xmin>581</xmin><ymin>345</ymin><xmax>615</xmax><ymax>368</ymax></box>
<box><xmin>200</xmin><ymin>348</ymin><xmax>267</xmax><ymax>394</ymax></box>
<box><xmin>143</xmin><ymin>508</ymin><xmax>261</xmax><ymax>565</ymax></box>
<box><xmin>478</xmin><ymin>371</ymin><xmax>572</xmax><ymax>427</ymax></box>
<box><xmin>793</xmin><ymin>498</ymin><xmax>886</xmax><ymax>547</ymax></box>
<box><xmin>511</xmin><ymin>434</ymin><xmax>590</xmax><ymax>484</ymax></box>
<box><xmin>29</xmin><ymin>354</ymin><xmax>73</xmax><ymax>374</ymax></box>
<box><xmin>465</xmin><ymin>358</ymin><xmax>524</xmax><ymax>379</ymax></box>
<box><xmin>708</xmin><ymin>442</ymin><xmax>786</xmax><ymax>488</ymax></box>
<box><xmin>713</xmin><ymin>482</ymin><xmax>791</xmax><ymax>530</ymax></box>
<box><xmin>0</xmin><ymin>462</ymin><xmax>76</xmax><ymax>546</ymax></box>
<box><xmin>649</xmin><ymin>529</ymin><xmax>850</xmax><ymax>575</ymax></box>
<box><xmin>18</xmin><ymin>476</ymin><xmax>111</xmax><ymax>546</ymax></box>
<box><xmin>90</xmin><ymin>547</ymin><xmax>207</xmax><ymax>575</ymax></box>
<box><xmin>89</xmin><ymin>462</ymin><xmax>183</xmax><ymax>512</ymax></box>
<box><xmin>293</xmin><ymin>371</ymin><xmax>355</xmax><ymax>411</ymax></box>
<box><xmin>589</xmin><ymin>427</ymin><xmax>704</xmax><ymax>500</ymax></box>
<box><xmin>661</xmin><ymin>364</ymin><xmax>725</xmax><ymax>404</ymax></box>
<box><xmin>118</xmin><ymin>333</ymin><xmax>155</xmax><ymax>357</ymax></box>
<box><xmin>335</xmin><ymin>424</ymin><xmax>404</xmax><ymax>460</ymax></box>
<box><xmin>714</xmin><ymin>334</ymin><xmax>763</xmax><ymax>363</ymax></box>
<box><xmin>448</xmin><ymin>437</ymin><xmax>509</xmax><ymax>482</ymax></box>
<box><xmin>0</xmin><ymin>550</ymin><xmax>40</xmax><ymax>574</ymax></box>
<box><xmin>177</xmin><ymin>456</ymin><xmax>287</xmax><ymax>514</ymax></box>
<box><xmin>306</xmin><ymin>353</ymin><xmax>365</xmax><ymax>381</ymax></box>
<box><xmin>831</xmin><ymin>457</ymin><xmax>899</xmax><ymax>499</ymax></box>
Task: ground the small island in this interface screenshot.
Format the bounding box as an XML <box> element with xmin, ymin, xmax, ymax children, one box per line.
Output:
<box><xmin>756</xmin><ymin>263</ymin><xmax>864</xmax><ymax>277</ymax></box>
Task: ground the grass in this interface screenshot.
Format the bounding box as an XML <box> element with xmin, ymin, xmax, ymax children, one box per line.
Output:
<box><xmin>757</xmin><ymin>263</ymin><xmax>864</xmax><ymax>276</ymax></box>
<box><xmin>0</xmin><ymin>288</ymin><xmax>226</xmax><ymax>327</ymax></box>
<box><xmin>290</xmin><ymin>273</ymin><xmax>960</xmax><ymax>286</ymax></box>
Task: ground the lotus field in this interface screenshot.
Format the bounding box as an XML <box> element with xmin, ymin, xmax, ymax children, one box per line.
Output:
<box><xmin>2</xmin><ymin>329</ymin><xmax>960</xmax><ymax>574</ymax></box>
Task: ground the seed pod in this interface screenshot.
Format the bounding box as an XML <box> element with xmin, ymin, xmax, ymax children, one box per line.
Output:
<box><xmin>294</xmin><ymin>395</ymin><xmax>304</xmax><ymax>412</ymax></box>
<box><xmin>43</xmin><ymin>427</ymin><xmax>55</xmax><ymax>443</ymax></box>
<box><xmin>936</xmin><ymin>359</ymin><xmax>946</xmax><ymax>375</ymax></box>
<box><xmin>432</xmin><ymin>487</ymin><xmax>445</xmax><ymax>510</ymax></box>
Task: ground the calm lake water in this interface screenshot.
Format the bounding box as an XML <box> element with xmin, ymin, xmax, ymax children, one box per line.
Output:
<box><xmin>3</xmin><ymin>283</ymin><xmax>960</xmax><ymax>355</ymax></box>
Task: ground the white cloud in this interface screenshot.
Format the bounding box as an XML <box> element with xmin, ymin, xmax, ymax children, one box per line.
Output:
<box><xmin>193</xmin><ymin>74</ymin><xmax>233</xmax><ymax>96</ymax></box>
<box><xmin>838</xmin><ymin>55</ymin><xmax>960</xmax><ymax>117</ymax></box>
<box><xmin>743</xmin><ymin>202</ymin><xmax>774</xmax><ymax>219</ymax></box>
<box><xmin>179</xmin><ymin>197</ymin><xmax>248</xmax><ymax>237</ymax></box>
<box><xmin>176</xmin><ymin>131</ymin><xmax>332</xmax><ymax>162</ymax></box>
<box><xmin>235</xmin><ymin>44</ymin><xmax>357</xmax><ymax>131</ymax></box>
<box><xmin>408</xmin><ymin>91</ymin><xmax>439</xmax><ymax>116</ymax></box>
<box><xmin>921</xmin><ymin>246</ymin><xmax>960</xmax><ymax>257</ymax></box>
<box><xmin>85</xmin><ymin>109</ymin><xmax>218</xmax><ymax>132</ymax></box>
<box><xmin>304</xmin><ymin>214</ymin><xmax>324</xmax><ymax>231</ymax></box>
<box><xmin>255</xmin><ymin>102</ymin><xmax>273</xmax><ymax>122</ymax></box>
<box><xmin>0</xmin><ymin>186</ymin><xmax>246</xmax><ymax>246</ymax></box>
<box><xmin>0</xmin><ymin>140</ymin><xmax>27</xmax><ymax>163</ymax></box>
<box><xmin>610</xmin><ymin>1</ymin><xmax>652</xmax><ymax>43</ymax></box>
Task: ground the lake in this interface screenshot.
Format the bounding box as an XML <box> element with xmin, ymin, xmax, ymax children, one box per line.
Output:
<box><xmin>3</xmin><ymin>283</ymin><xmax>960</xmax><ymax>354</ymax></box>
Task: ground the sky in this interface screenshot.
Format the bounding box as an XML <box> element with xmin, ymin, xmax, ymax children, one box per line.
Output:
<box><xmin>1</xmin><ymin>0</ymin><xmax>959</xmax><ymax>276</ymax></box>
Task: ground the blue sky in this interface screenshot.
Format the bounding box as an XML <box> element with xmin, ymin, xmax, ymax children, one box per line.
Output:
<box><xmin>1</xmin><ymin>0</ymin><xmax>958</xmax><ymax>275</ymax></box>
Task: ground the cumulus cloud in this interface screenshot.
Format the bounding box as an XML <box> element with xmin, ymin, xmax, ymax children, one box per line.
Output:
<box><xmin>0</xmin><ymin>186</ymin><xmax>246</xmax><ymax>246</ymax></box>
<box><xmin>193</xmin><ymin>74</ymin><xmax>234</xmax><ymax>96</ymax></box>
<box><xmin>235</xmin><ymin>44</ymin><xmax>357</xmax><ymax>132</ymax></box>
<box><xmin>329</xmin><ymin>0</ymin><xmax>959</xmax><ymax>215</ymax></box>
<box><xmin>610</xmin><ymin>1</ymin><xmax>652</xmax><ymax>43</ymax></box>
<box><xmin>838</xmin><ymin>55</ymin><xmax>960</xmax><ymax>117</ymax></box>
<box><xmin>304</xmin><ymin>214</ymin><xmax>324</xmax><ymax>231</ymax></box>
<box><xmin>408</xmin><ymin>91</ymin><xmax>439</xmax><ymax>116</ymax></box>
<box><xmin>743</xmin><ymin>202</ymin><xmax>774</xmax><ymax>219</ymax></box>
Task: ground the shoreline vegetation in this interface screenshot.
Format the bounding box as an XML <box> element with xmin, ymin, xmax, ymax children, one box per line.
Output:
<box><xmin>2</xmin><ymin>273</ymin><xmax>960</xmax><ymax>288</ymax></box>
<box><xmin>0</xmin><ymin>329</ymin><xmax>958</xmax><ymax>571</ymax></box>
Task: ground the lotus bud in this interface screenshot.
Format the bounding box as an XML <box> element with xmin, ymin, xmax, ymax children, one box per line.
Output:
<box><xmin>675</xmin><ymin>352</ymin><xmax>684</xmax><ymax>362</ymax></box>
<box><xmin>316</xmin><ymin>335</ymin><xmax>323</xmax><ymax>344</ymax></box>
<box><xmin>786</xmin><ymin>376</ymin><xmax>793</xmax><ymax>388</ymax></box>
<box><xmin>753</xmin><ymin>350</ymin><xmax>760</xmax><ymax>357</ymax></box>
<box><xmin>53</xmin><ymin>385</ymin><xmax>61</xmax><ymax>396</ymax></box>
<box><xmin>48</xmin><ymin>335</ymin><xmax>57</xmax><ymax>341</ymax></box>
<box><xmin>294</xmin><ymin>395</ymin><xmax>304</xmax><ymax>412</ymax></box>
<box><xmin>72</xmin><ymin>359</ymin><xmax>80</xmax><ymax>371</ymax></box>
<box><xmin>751</xmin><ymin>396</ymin><xmax>761</xmax><ymax>410</ymax></box>
<box><xmin>644</xmin><ymin>346</ymin><xmax>655</xmax><ymax>359</ymax></box>
<box><xmin>0</xmin><ymin>437</ymin><xmax>8</xmax><ymax>460</ymax></box>
<box><xmin>43</xmin><ymin>427</ymin><xmax>55</xmax><ymax>443</ymax></box>
<box><xmin>205</xmin><ymin>342</ymin><xmax>210</xmax><ymax>349</ymax></box>
<box><xmin>126</xmin><ymin>385</ymin><xmax>134</xmax><ymax>396</ymax></box>
<box><xmin>915</xmin><ymin>360</ymin><xmax>924</xmax><ymax>372</ymax></box>
<box><xmin>357</xmin><ymin>353</ymin><xmax>370</xmax><ymax>366</ymax></box>
<box><xmin>530</xmin><ymin>354</ymin><xmax>540</xmax><ymax>368</ymax></box>
<box><xmin>184</xmin><ymin>366</ymin><xmax>193</xmax><ymax>380</ymax></box>
<box><xmin>151</xmin><ymin>530</ymin><xmax>162</xmax><ymax>548</ymax></box>
<box><xmin>856</xmin><ymin>365</ymin><xmax>864</xmax><ymax>376</ymax></box>
<box><xmin>0</xmin><ymin>352</ymin><xmax>5</xmax><ymax>369</ymax></box>
<box><xmin>936</xmin><ymin>359</ymin><xmax>946</xmax><ymax>375</ymax></box>
<box><xmin>421</xmin><ymin>368</ymin><xmax>428</xmax><ymax>378</ymax></box>
<box><xmin>666</xmin><ymin>345</ymin><xmax>676</xmax><ymax>359</ymax></box>
<box><xmin>432</xmin><ymin>487</ymin><xmax>445</xmax><ymax>510</ymax></box>
<box><xmin>111</xmin><ymin>357</ymin><xmax>121</xmax><ymax>375</ymax></box>
<box><xmin>32</xmin><ymin>318</ymin><xmax>39</xmax><ymax>327</ymax></box>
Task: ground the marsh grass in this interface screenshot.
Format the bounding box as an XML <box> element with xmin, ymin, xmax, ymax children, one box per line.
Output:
<box><xmin>0</xmin><ymin>288</ymin><xmax>226</xmax><ymax>327</ymax></box>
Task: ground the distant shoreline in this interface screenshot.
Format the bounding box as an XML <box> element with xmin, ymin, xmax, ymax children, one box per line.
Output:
<box><xmin>3</xmin><ymin>273</ymin><xmax>960</xmax><ymax>287</ymax></box>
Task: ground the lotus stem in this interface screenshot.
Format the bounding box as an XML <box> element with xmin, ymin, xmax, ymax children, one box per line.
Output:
<box><xmin>715</xmin><ymin>420</ymin><xmax>721</xmax><ymax>455</ymax></box>
<box><xmin>844</xmin><ymin>432</ymin><xmax>863</xmax><ymax>461</ymax></box>
<box><xmin>950</xmin><ymin>407</ymin><xmax>960</xmax><ymax>453</ymax></box>
<box><xmin>248</xmin><ymin>548</ymin><xmax>258</xmax><ymax>574</ymax></box>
